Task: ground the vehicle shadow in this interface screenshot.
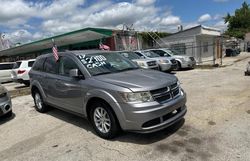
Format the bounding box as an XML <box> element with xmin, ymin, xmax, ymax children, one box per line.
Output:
<box><xmin>15</xmin><ymin>85</ymin><xmax>29</xmax><ymax>89</ymax></box>
<box><xmin>45</xmin><ymin>107</ymin><xmax>185</xmax><ymax>144</ymax></box>
<box><xmin>46</xmin><ymin>108</ymin><xmax>94</xmax><ymax>132</ymax></box>
<box><xmin>0</xmin><ymin>113</ymin><xmax>16</xmax><ymax>125</ymax></box>
<box><xmin>114</xmin><ymin>119</ymin><xmax>185</xmax><ymax>144</ymax></box>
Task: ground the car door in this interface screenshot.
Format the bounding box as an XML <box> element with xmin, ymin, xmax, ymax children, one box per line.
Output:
<box><xmin>55</xmin><ymin>56</ymin><xmax>84</xmax><ymax>113</ymax></box>
<box><xmin>43</xmin><ymin>56</ymin><xmax>60</xmax><ymax>106</ymax></box>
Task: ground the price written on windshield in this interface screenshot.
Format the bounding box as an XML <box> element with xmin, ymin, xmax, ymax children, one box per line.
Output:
<box><xmin>77</xmin><ymin>55</ymin><xmax>107</xmax><ymax>68</ymax></box>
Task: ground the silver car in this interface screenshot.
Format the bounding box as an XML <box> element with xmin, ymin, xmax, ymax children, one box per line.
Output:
<box><xmin>29</xmin><ymin>50</ymin><xmax>187</xmax><ymax>139</ymax></box>
<box><xmin>119</xmin><ymin>51</ymin><xmax>159</xmax><ymax>70</ymax></box>
<box><xmin>135</xmin><ymin>50</ymin><xmax>177</xmax><ymax>72</ymax></box>
<box><xmin>0</xmin><ymin>85</ymin><xmax>12</xmax><ymax>117</ymax></box>
<box><xmin>148</xmin><ymin>48</ymin><xmax>196</xmax><ymax>70</ymax></box>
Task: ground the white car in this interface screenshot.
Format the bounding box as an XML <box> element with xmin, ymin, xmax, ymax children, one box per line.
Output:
<box><xmin>148</xmin><ymin>48</ymin><xmax>196</xmax><ymax>70</ymax></box>
<box><xmin>11</xmin><ymin>59</ymin><xmax>36</xmax><ymax>86</ymax></box>
<box><xmin>0</xmin><ymin>62</ymin><xmax>14</xmax><ymax>83</ymax></box>
<box><xmin>134</xmin><ymin>50</ymin><xmax>177</xmax><ymax>72</ymax></box>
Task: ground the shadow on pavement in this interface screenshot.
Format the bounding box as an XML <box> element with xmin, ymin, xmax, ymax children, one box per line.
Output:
<box><xmin>45</xmin><ymin>107</ymin><xmax>185</xmax><ymax>144</ymax></box>
<box><xmin>0</xmin><ymin>113</ymin><xmax>16</xmax><ymax>125</ymax></box>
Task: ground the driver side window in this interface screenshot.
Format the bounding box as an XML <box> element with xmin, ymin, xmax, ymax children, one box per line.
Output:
<box><xmin>59</xmin><ymin>57</ymin><xmax>79</xmax><ymax>76</ymax></box>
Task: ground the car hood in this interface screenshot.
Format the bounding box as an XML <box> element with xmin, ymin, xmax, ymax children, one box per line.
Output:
<box><xmin>94</xmin><ymin>69</ymin><xmax>177</xmax><ymax>92</ymax></box>
<box><xmin>173</xmin><ymin>55</ymin><xmax>193</xmax><ymax>59</ymax></box>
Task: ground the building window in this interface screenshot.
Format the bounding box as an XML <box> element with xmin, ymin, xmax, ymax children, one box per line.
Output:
<box><xmin>203</xmin><ymin>42</ymin><xmax>208</xmax><ymax>53</ymax></box>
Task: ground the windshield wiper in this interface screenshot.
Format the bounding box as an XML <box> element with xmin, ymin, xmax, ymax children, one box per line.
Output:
<box><xmin>93</xmin><ymin>71</ymin><xmax>112</xmax><ymax>76</ymax></box>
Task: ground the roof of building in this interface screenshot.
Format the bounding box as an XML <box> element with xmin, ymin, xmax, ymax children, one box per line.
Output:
<box><xmin>0</xmin><ymin>27</ymin><xmax>114</xmax><ymax>57</ymax></box>
<box><xmin>165</xmin><ymin>25</ymin><xmax>221</xmax><ymax>38</ymax></box>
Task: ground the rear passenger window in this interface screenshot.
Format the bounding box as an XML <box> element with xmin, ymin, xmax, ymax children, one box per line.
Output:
<box><xmin>59</xmin><ymin>57</ymin><xmax>79</xmax><ymax>76</ymax></box>
<box><xmin>28</xmin><ymin>61</ymin><xmax>35</xmax><ymax>67</ymax></box>
<box><xmin>12</xmin><ymin>62</ymin><xmax>21</xmax><ymax>69</ymax></box>
<box><xmin>33</xmin><ymin>58</ymin><xmax>46</xmax><ymax>71</ymax></box>
<box><xmin>0</xmin><ymin>63</ymin><xmax>13</xmax><ymax>70</ymax></box>
<box><xmin>44</xmin><ymin>57</ymin><xmax>59</xmax><ymax>74</ymax></box>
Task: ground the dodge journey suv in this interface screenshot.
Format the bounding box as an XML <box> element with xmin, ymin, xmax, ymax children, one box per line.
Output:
<box><xmin>29</xmin><ymin>50</ymin><xmax>187</xmax><ymax>139</ymax></box>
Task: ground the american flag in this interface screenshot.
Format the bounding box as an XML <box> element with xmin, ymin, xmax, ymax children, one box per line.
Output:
<box><xmin>52</xmin><ymin>39</ymin><xmax>59</xmax><ymax>61</ymax></box>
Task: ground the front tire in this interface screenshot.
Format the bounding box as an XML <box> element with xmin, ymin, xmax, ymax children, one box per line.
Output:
<box><xmin>33</xmin><ymin>90</ymin><xmax>49</xmax><ymax>113</ymax></box>
<box><xmin>176</xmin><ymin>61</ymin><xmax>182</xmax><ymax>70</ymax></box>
<box><xmin>90</xmin><ymin>102</ymin><xmax>120</xmax><ymax>139</ymax></box>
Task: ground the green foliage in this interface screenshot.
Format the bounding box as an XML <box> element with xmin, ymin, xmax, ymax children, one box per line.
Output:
<box><xmin>224</xmin><ymin>1</ymin><xmax>250</xmax><ymax>39</ymax></box>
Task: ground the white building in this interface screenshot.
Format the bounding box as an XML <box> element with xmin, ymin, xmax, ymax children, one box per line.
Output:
<box><xmin>159</xmin><ymin>25</ymin><xmax>222</xmax><ymax>63</ymax></box>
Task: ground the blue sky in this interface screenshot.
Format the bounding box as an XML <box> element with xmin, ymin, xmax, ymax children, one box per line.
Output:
<box><xmin>0</xmin><ymin>0</ymin><xmax>248</xmax><ymax>43</ymax></box>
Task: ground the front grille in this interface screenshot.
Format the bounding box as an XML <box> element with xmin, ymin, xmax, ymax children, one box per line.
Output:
<box><xmin>190</xmin><ymin>57</ymin><xmax>195</xmax><ymax>61</ymax></box>
<box><xmin>147</xmin><ymin>61</ymin><xmax>157</xmax><ymax>66</ymax></box>
<box><xmin>0</xmin><ymin>93</ymin><xmax>7</xmax><ymax>98</ymax></box>
<box><xmin>150</xmin><ymin>83</ymin><xmax>180</xmax><ymax>103</ymax></box>
<box><xmin>142</xmin><ymin>117</ymin><xmax>161</xmax><ymax>128</ymax></box>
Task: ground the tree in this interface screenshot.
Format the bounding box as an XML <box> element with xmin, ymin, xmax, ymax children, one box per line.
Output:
<box><xmin>224</xmin><ymin>1</ymin><xmax>250</xmax><ymax>39</ymax></box>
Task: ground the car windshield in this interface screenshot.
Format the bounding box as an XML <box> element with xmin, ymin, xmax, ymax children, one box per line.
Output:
<box><xmin>143</xmin><ymin>51</ymin><xmax>161</xmax><ymax>58</ymax></box>
<box><xmin>120</xmin><ymin>52</ymin><xmax>141</xmax><ymax>60</ymax></box>
<box><xmin>76</xmin><ymin>52</ymin><xmax>139</xmax><ymax>76</ymax></box>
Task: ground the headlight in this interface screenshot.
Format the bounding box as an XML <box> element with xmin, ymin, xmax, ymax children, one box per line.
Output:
<box><xmin>120</xmin><ymin>91</ymin><xmax>153</xmax><ymax>103</ymax></box>
<box><xmin>184</xmin><ymin>57</ymin><xmax>190</xmax><ymax>61</ymax></box>
<box><xmin>137</xmin><ymin>62</ymin><xmax>146</xmax><ymax>67</ymax></box>
<box><xmin>159</xmin><ymin>59</ymin><xmax>169</xmax><ymax>63</ymax></box>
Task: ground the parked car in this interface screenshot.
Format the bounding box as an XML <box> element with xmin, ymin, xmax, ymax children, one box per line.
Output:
<box><xmin>245</xmin><ymin>61</ymin><xmax>250</xmax><ymax>76</ymax></box>
<box><xmin>29</xmin><ymin>50</ymin><xmax>187</xmax><ymax>139</ymax></box>
<box><xmin>0</xmin><ymin>84</ymin><xmax>12</xmax><ymax>118</ymax></box>
<box><xmin>11</xmin><ymin>59</ymin><xmax>35</xmax><ymax>86</ymax></box>
<box><xmin>148</xmin><ymin>48</ymin><xmax>196</xmax><ymax>70</ymax></box>
<box><xmin>134</xmin><ymin>50</ymin><xmax>177</xmax><ymax>72</ymax></box>
<box><xmin>0</xmin><ymin>62</ymin><xmax>14</xmax><ymax>83</ymax></box>
<box><xmin>119</xmin><ymin>51</ymin><xmax>159</xmax><ymax>70</ymax></box>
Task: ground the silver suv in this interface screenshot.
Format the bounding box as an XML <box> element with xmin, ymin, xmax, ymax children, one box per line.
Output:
<box><xmin>29</xmin><ymin>50</ymin><xmax>187</xmax><ymax>139</ymax></box>
<box><xmin>148</xmin><ymin>48</ymin><xmax>196</xmax><ymax>70</ymax></box>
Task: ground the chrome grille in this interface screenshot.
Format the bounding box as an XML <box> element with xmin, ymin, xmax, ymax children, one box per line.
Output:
<box><xmin>151</xmin><ymin>83</ymin><xmax>180</xmax><ymax>103</ymax></box>
<box><xmin>147</xmin><ymin>61</ymin><xmax>157</xmax><ymax>66</ymax></box>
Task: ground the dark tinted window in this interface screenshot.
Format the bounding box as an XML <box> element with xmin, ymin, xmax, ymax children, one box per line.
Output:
<box><xmin>44</xmin><ymin>57</ymin><xmax>59</xmax><ymax>74</ymax></box>
<box><xmin>151</xmin><ymin>50</ymin><xmax>166</xmax><ymax>56</ymax></box>
<box><xmin>134</xmin><ymin>52</ymin><xmax>143</xmax><ymax>57</ymax></box>
<box><xmin>28</xmin><ymin>61</ymin><xmax>35</xmax><ymax>67</ymax></box>
<box><xmin>59</xmin><ymin>57</ymin><xmax>79</xmax><ymax>76</ymax></box>
<box><xmin>0</xmin><ymin>63</ymin><xmax>13</xmax><ymax>70</ymax></box>
<box><xmin>33</xmin><ymin>57</ymin><xmax>46</xmax><ymax>71</ymax></box>
<box><xmin>12</xmin><ymin>62</ymin><xmax>22</xmax><ymax>69</ymax></box>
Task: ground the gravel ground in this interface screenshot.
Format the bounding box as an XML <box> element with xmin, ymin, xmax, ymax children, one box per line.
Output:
<box><xmin>0</xmin><ymin>57</ymin><xmax>250</xmax><ymax>161</ymax></box>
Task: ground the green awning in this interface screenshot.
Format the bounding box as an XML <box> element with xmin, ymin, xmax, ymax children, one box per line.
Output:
<box><xmin>0</xmin><ymin>27</ymin><xmax>113</xmax><ymax>57</ymax></box>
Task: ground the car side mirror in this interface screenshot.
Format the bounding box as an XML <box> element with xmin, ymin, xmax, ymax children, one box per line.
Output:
<box><xmin>69</xmin><ymin>69</ymin><xmax>84</xmax><ymax>79</ymax></box>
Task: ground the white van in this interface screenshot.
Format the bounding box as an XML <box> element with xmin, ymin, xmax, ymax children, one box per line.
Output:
<box><xmin>0</xmin><ymin>62</ymin><xmax>14</xmax><ymax>83</ymax></box>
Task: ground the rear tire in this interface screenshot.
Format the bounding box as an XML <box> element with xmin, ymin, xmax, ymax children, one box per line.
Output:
<box><xmin>33</xmin><ymin>90</ymin><xmax>49</xmax><ymax>113</ymax></box>
<box><xmin>89</xmin><ymin>101</ymin><xmax>120</xmax><ymax>139</ymax></box>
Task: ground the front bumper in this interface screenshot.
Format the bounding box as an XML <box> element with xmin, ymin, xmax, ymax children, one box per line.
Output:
<box><xmin>158</xmin><ymin>63</ymin><xmax>172</xmax><ymax>71</ymax></box>
<box><xmin>0</xmin><ymin>96</ymin><xmax>12</xmax><ymax>116</ymax></box>
<box><xmin>118</xmin><ymin>91</ymin><xmax>187</xmax><ymax>132</ymax></box>
<box><xmin>181</xmin><ymin>60</ymin><xmax>196</xmax><ymax>68</ymax></box>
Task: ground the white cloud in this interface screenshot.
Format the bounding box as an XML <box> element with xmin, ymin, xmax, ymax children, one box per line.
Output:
<box><xmin>0</xmin><ymin>0</ymin><xmax>36</xmax><ymax>26</ymax></box>
<box><xmin>213</xmin><ymin>20</ymin><xmax>228</xmax><ymax>31</ymax></box>
<box><xmin>198</xmin><ymin>14</ymin><xmax>212</xmax><ymax>23</ymax></box>
<box><xmin>160</xmin><ymin>16</ymin><xmax>181</xmax><ymax>26</ymax></box>
<box><xmin>135</xmin><ymin>0</ymin><xmax>156</xmax><ymax>6</ymax></box>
